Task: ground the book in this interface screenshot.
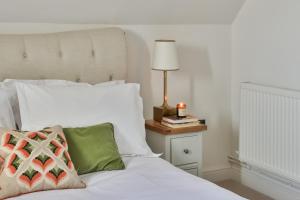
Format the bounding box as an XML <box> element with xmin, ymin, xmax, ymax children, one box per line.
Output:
<box><xmin>162</xmin><ymin>115</ymin><xmax>199</xmax><ymax>124</ymax></box>
<box><xmin>161</xmin><ymin>121</ymin><xmax>200</xmax><ymax>129</ymax></box>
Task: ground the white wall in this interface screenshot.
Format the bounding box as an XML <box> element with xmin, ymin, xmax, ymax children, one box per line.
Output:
<box><xmin>0</xmin><ymin>23</ymin><xmax>232</xmax><ymax>172</ymax></box>
<box><xmin>231</xmin><ymin>0</ymin><xmax>300</xmax><ymax>156</ymax></box>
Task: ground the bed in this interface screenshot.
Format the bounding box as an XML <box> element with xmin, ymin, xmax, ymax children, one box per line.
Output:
<box><xmin>0</xmin><ymin>28</ymin><xmax>245</xmax><ymax>200</ymax></box>
<box><xmin>12</xmin><ymin>157</ymin><xmax>243</xmax><ymax>200</ymax></box>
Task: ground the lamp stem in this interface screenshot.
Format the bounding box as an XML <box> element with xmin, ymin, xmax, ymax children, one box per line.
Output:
<box><xmin>162</xmin><ymin>70</ymin><xmax>168</xmax><ymax>108</ymax></box>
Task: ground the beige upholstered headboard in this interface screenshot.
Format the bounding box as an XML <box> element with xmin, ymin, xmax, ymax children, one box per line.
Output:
<box><xmin>0</xmin><ymin>28</ymin><xmax>127</xmax><ymax>83</ymax></box>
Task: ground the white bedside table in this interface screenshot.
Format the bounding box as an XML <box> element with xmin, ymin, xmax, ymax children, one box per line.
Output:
<box><xmin>145</xmin><ymin>120</ymin><xmax>207</xmax><ymax>177</ymax></box>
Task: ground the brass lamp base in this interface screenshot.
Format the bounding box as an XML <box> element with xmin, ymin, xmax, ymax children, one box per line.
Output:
<box><xmin>153</xmin><ymin>106</ymin><xmax>177</xmax><ymax>122</ymax></box>
<box><xmin>153</xmin><ymin>70</ymin><xmax>177</xmax><ymax>122</ymax></box>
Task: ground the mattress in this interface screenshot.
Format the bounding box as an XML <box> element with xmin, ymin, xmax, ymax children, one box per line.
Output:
<box><xmin>11</xmin><ymin>157</ymin><xmax>245</xmax><ymax>200</ymax></box>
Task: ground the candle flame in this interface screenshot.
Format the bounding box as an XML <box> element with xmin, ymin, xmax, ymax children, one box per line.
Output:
<box><xmin>177</xmin><ymin>102</ymin><xmax>186</xmax><ymax>108</ymax></box>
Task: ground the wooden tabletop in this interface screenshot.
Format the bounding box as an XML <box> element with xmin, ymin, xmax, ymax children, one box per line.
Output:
<box><xmin>145</xmin><ymin>120</ymin><xmax>207</xmax><ymax>135</ymax></box>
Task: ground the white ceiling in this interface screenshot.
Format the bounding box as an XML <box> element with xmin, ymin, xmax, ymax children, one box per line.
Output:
<box><xmin>0</xmin><ymin>0</ymin><xmax>246</xmax><ymax>24</ymax></box>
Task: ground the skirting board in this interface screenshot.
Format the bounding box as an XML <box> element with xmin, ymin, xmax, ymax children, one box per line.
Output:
<box><xmin>202</xmin><ymin>167</ymin><xmax>239</xmax><ymax>183</ymax></box>
<box><xmin>203</xmin><ymin>165</ymin><xmax>300</xmax><ymax>200</ymax></box>
<box><xmin>237</xmin><ymin>166</ymin><xmax>300</xmax><ymax>200</ymax></box>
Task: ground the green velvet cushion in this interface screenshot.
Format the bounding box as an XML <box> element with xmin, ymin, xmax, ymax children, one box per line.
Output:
<box><xmin>63</xmin><ymin>123</ymin><xmax>125</xmax><ymax>175</ymax></box>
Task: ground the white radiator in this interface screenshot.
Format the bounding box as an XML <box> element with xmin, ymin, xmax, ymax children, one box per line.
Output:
<box><xmin>239</xmin><ymin>82</ymin><xmax>300</xmax><ymax>182</ymax></box>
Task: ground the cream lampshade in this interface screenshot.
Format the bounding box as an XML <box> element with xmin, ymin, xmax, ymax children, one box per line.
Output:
<box><xmin>152</xmin><ymin>40</ymin><xmax>179</xmax><ymax>120</ymax></box>
<box><xmin>152</xmin><ymin>40</ymin><xmax>179</xmax><ymax>71</ymax></box>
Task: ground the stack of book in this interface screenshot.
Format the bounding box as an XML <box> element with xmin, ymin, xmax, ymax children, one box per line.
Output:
<box><xmin>161</xmin><ymin>115</ymin><xmax>200</xmax><ymax>128</ymax></box>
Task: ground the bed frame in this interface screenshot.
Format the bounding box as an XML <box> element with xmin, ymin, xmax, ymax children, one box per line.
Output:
<box><xmin>0</xmin><ymin>28</ymin><xmax>127</xmax><ymax>83</ymax></box>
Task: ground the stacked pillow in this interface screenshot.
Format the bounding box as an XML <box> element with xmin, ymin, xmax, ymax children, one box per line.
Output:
<box><xmin>0</xmin><ymin>88</ymin><xmax>15</xmax><ymax>129</ymax></box>
<box><xmin>0</xmin><ymin>79</ymin><xmax>126</xmax><ymax>129</ymax></box>
<box><xmin>1</xmin><ymin>79</ymin><xmax>90</xmax><ymax>129</ymax></box>
<box><xmin>16</xmin><ymin>82</ymin><xmax>153</xmax><ymax>156</ymax></box>
<box><xmin>0</xmin><ymin>79</ymin><xmax>153</xmax><ymax>198</ymax></box>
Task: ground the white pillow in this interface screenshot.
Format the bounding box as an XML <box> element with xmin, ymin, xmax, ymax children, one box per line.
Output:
<box><xmin>2</xmin><ymin>79</ymin><xmax>124</xmax><ymax>129</ymax></box>
<box><xmin>0</xmin><ymin>89</ymin><xmax>16</xmax><ymax>129</ymax></box>
<box><xmin>2</xmin><ymin>79</ymin><xmax>90</xmax><ymax>128</ymax></box>
<box><xmin>17</xmin><ymin>82</ymin><xmax>153</xmax><ymax>156</ymax></box>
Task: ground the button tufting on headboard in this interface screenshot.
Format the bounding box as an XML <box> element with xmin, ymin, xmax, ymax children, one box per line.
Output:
<box><xmin>23</xmin><ymin>52</ymin><xmax>27</xmax><ymax>59</ymax></box>
<box><xmin>109</xmin><ymin>74</ymin><xmax>113</xmax><ymax>81</ymax></box>
<box><xmin>0</xmin><ymin>28</ymin><xmax>128</xmax><ymax>84</ymax></box>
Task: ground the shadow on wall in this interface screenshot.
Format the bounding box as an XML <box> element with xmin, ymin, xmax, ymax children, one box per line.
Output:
<box><xmin>175</xmin><ymin>45</ymin><xmax>232</xmax><ymax>169</ymax></box>
<box><xmin>174</xmin><ymin>44</ymin><xmax>212</xmax><ymax>117</ymax></box>
<box><xmin>124</xmin><ymin>29</ymin><xmax>153</xmax><ymax>119</ymax></box>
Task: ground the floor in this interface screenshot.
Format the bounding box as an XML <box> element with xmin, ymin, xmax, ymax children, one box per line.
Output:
<box><xmin>216</xmin><ymin>180</ymin><xmax>273</xmax><ymax>200</ymax></box>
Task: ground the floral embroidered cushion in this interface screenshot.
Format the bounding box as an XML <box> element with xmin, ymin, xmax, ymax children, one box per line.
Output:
<box><xmin>0</xmin><ymin>126</ymin><xmax>85</xmax><ymax>199</ymax></box>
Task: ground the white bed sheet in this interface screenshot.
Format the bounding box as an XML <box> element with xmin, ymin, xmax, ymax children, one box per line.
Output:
<box><xmin>11</xmin><ymin>157</ymin><xmax>245</xmax><ymax>200</ymax></box>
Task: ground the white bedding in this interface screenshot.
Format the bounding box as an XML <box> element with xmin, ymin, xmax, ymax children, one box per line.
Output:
<box><xmin>11</xmin><ymin>157</ymin><xmax>245</xmax><ymax>200</ymax></box>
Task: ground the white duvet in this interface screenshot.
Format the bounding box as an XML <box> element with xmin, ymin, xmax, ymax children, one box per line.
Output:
<box><xmin>11</xmin><ymin>157</ymin><xmax>245</xmax><ymax>200</ymax></box>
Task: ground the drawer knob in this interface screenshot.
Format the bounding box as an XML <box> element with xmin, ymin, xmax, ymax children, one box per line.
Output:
<box><xmin>183</xmin><ymin>149</ymin><xmax>190</xmax><ymax>154</ymax></box>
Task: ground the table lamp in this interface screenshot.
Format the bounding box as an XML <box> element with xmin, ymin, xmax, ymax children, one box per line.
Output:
<box><xmin>152</xmin><ymin>39</ymin><xmax>179</xmax><ymax>122</ymax></box>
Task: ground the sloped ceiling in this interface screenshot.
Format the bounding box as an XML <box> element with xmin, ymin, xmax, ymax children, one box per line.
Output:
<box><xmin>0</xmin><ymin>0</ymin><xmax>246</xmax><ymax>24</ymax></box>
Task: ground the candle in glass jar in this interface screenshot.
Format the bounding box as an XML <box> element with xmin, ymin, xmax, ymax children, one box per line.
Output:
<box><xmin>176</xmin><ymin>102</ymin><xmax>187</xmax><ymax>118</ymax></box>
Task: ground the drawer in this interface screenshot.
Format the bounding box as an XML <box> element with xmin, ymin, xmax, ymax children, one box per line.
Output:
<box><xmin>171</xmin><ymin>135</ymin><xmax>201</xmax><ymax>166</ymax></box>
<box><xmin>178</xmin><ymin>163</ymin><xmax>199</xmax><ymax>176</ymax></box>
<box><xmin>184</xmin><ymin>168</ymin><xmax>198</xmax><ymax>176</ymax></box>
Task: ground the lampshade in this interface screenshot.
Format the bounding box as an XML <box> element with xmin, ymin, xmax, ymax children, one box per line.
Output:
<box><xmin>152</xmin><ymin>40</ymin><xmax>179</xmax><ymax>71</ymax></box>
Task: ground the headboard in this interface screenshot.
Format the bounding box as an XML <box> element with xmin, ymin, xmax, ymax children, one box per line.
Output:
<box><xmin>0</xmin><ymin>28</ymin><xmax>127</xmax><ymax>83</ymax></box>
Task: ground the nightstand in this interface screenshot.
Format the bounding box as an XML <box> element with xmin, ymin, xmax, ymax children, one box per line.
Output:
<box><xmin>145</xmin><ymin>120</ymin><xmax>207</xmax><ymax>177</ymax></box>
